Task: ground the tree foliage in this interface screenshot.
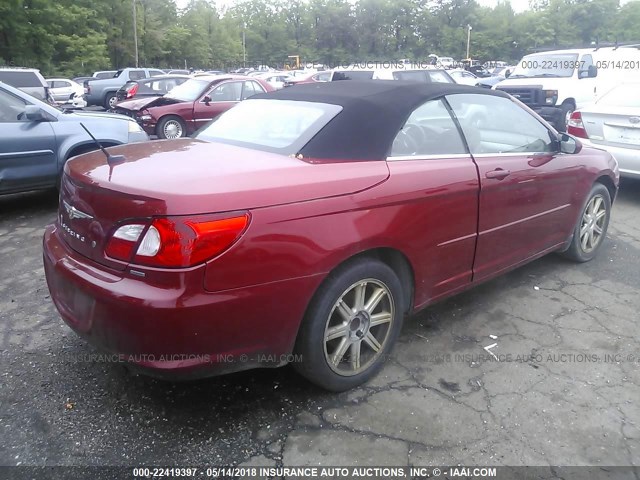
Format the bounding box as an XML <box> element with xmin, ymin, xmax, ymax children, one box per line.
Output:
<box><xmin>0</xmin><ymin>0</ymin><xmax>638</xmax><ymax>76</ymax></box>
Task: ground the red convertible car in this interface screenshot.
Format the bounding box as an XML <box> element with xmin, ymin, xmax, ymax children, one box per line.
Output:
<box><xmin>112</xmin><ymin>75</ymin><xmax>273</xmax><ymax>139</ymax></box>
<box><xmin>43</xmin><ymin>82</ymin><xmax>618</xmax><ymax>391</ymax></box>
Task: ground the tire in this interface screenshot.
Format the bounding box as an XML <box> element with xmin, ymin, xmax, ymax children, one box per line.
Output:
<box><xmin>157</xmin><ymin>116</ymin><xmax>186</xmax><ymax>139</ymax></box>
<box><xmin>560</xmin><ymin>183</ymin><xmax>611</xmax><ymax>262</ymax></box>
<box><xmin>293</xmin><ymin>258</ymin><xmax>405</xmax><ymax>392</ymax></box>
<box><xmin>557</xmin><ymin>102</ymin><xmax>575</xmax><ymax>132</ymax></box>
<box><xmin>103</xmin><ymin>92</ymin><xmax>117</xmax><ymax>110</ymax></box>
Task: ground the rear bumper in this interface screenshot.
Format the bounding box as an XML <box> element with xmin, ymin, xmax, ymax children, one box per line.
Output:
<box><xmin>43</xmin><ymin>224</ymin><xmax>321</xmax><ymax>379</ymax></box>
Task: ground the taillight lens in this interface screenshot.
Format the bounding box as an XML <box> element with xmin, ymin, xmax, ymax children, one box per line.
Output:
<box><xmin>567</xmin><ymin>111</ymin><xmax>588</xmax><ymax>138</ymax></box>
<box><xmin>105</xmin><ymin>212</ymin><xmax>250</xmax><ymax>268</ymax></box>
<box><xmin>127</xmin><ymin>83</ymin><xmax>139</xmax><ymax>98</ymax></box>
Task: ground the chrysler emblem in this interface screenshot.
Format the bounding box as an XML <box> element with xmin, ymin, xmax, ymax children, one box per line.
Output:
<box><xmin>62</xmin><ymin>200</ymin><xmax>93</xmax><ymax>220</ymax></box>
<box><xmin>630</xmin><ymin>117</ymin><xmax>640</xmax><ymax>124</ymax></box>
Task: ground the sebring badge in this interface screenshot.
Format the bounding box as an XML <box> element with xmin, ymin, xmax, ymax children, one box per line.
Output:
<box><xmin>62</xmin><ymin>200</ymin><xmax>93</xmax><ymax>220</ymax></box>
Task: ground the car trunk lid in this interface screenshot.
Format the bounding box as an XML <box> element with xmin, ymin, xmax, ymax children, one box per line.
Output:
<box><xmin>60</xmin><ymin>139</ymin><xmax>389</xmax><ymax>269</ymax></box>
<box><xmin>582</xmin><ymin>106</ymin><xmax>640</xmax><ymax>148</ymax></box>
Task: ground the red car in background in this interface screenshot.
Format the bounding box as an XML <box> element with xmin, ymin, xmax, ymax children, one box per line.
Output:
<box><xmin>112</xmin><ymin>75</ymin><xmax>274</xmax><ymax>139</ymax></box>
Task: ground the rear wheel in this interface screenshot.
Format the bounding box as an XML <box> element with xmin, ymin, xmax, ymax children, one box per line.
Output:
<box><xmin>157</xmin><ymin>116</ymin><xmax>186</xmax><ymax>139</ymax></box>
<box><xmin>103</xmin><ymin>92</ymin><xmax>117</xmax><ymax>110</ymax></box>
<box><xmin>560</xmin><ymin>183</ymin><xmax>611</xmax><ymax>262</ymax></box>
<box><xmin>293</xmin><ymin>258</ymin><xmax>404</xmax><ymax>391</ymax></box>
<box><xmin>557</xmin><ymin>101</ymin><xmax>575</xmax><ymax>132</ymax></box>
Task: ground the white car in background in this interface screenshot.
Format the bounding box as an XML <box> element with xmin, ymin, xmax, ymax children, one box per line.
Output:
<box><xmin>568</xmin><ymin>82</ymin><xmax>640</xmax><ymax>179</ymax></box>
<box><xmin>448</xmin><ymin>69</ymin><xmax>478</xmax><ymax>86</ymax></box>
<box><xmin>257</xmin><ymin>72</ymin><xmax>296</xmax><ymax>89</ymax></box>
<box><xmin>373</xmin><ymin>68</ymin><xmax>455</xmax><ymax>84</ymax></box>
<box><xmin>45</xmin><ymin>78</ymin><xmax>87</xmax><ymax>108</ymax></box>
<box><xmin>438</xmin><ymin>57</ymin><xmax>456</xmax><ymax>69</ymax></box>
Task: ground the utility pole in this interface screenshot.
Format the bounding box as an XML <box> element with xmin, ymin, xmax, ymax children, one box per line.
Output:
<box><xmin>133</xmin><ymin>0</ymin><xmax>139</xmax><ymax>67</ymax></box>
<box><xmin>242</xmin><ymin>29</ymin><xmax>246</xmax><ymax>68</ymax></box>
<box><xmin>466</xmin><ymin>24</ymin><xmax>472</xmax><ymax>60</ymax></box>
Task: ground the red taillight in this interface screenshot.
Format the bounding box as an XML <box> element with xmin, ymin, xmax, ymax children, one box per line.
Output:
<box><xmin>105</xmin><ymin>213</ymin><xmax>250</xmax><ymax>268</ymax></box>
<box><xmin>567</xmin><ymin>111</ymin><xmax>588</xmax><ymax>138</ymax></box>
<box><xmin>126</xmin><ymin>83</ymin><xmax>139</xmax><ymax>99</ymax></box>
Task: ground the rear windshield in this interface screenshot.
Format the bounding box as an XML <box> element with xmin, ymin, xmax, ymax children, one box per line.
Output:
<box><xmin>0</xmin><ymin>71</ymin><xmax>43</xmax><ymax>87</ymax></box>
<box><xmin>598</xmin><ymin>84</ymin><xmax>640</xmax><ymax>108</ymax></box>
<box><xmin>333</xmin><ymin>70</ymin><xmax>374</xmax><ymax>81</ymax></box>
<box><xmin>196</xmin><ymin>99</ymin><xmax>343</xmax><ymax>154</ymax></box>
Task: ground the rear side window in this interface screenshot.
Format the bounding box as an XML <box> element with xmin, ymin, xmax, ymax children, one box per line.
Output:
<box><xmin>390</xmin><ymin>99</ymin><xmax>467</xmax><ymax>157</ymax></box>
<box><xmin>333</xmin><ymin>71</ymin><xmax>374</xmax><ymax>81</ymax></box>
<box><xmin>242</xmin><ymin>80</ymin><xmax>265</xmax><ymax>100</ymax></box>
<box><xmin>129</xmin><ymin>70</ymin><xmax>146</xmax><ymax>80</ymax></box>
<box><xmin>0</xmin><ymin>71</ymin><xmax>43</xmax><ymax>88</ymax></box>
<box><xmin>427</xmin><ymin>71</ymin><xmax>454</xmax><ymax>84</ymax></box>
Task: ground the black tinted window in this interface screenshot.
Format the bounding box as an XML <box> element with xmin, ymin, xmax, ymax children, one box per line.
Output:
<box><xmin>129</xmin><ymin>70</ymin><xmax>146</xmax><ymax>80</ymax></box>
<box><xmin>333</xmin><ymin>71</ymin><xmax>374</xmax><ymax>81</ymax></box>
<box><xmin>0</xmin><ymin>72</ymin><xmax>43</xmax><ymax>87</ymax></box>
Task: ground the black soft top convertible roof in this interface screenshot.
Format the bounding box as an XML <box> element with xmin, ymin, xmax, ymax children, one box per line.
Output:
<box><xmin>252</xmin><ymin>80</ymin><xmax>511</xmax><ymax>160</ymax></box>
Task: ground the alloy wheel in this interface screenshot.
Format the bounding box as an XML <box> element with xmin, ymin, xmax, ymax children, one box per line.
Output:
<box><xmin>323</xmin><ymin>279</ymin><xmax>394</xmax><ymax>376</ymax></box>
<box><xmin>579</xmin><ymin>194</ymin><xmax>607</xmax><ymax>253</ymax></box>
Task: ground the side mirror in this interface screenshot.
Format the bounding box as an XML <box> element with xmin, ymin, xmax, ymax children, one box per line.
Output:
<box><xmin>588</xmin><ymin>65</ymin><xmax>598</xmax><ymax>78</ymax></box>
<box><xmin>505</xmin><ymin>69</ymin><xmax>511</xmax><ymax>78</ymax></box>
<box><xmin>559</xmin><ymin>133</ymin><xmax>582</xmax><ymax>154</ymax></box>
<box><xmin>203</xmin><ymin>95</ymin><xmax>212</xmax><ymax>105</ymax></box>
<box><xmin>25</xmin><ymin>105</ymin><xmax>49</xmax><ymax>122</ymax></box>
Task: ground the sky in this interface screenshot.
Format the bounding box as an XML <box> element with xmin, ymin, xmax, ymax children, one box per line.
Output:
<box><xmin>477</xmin><ymin>0</ymin><xmax>639</xmax><ymax>12</ymax></box>
<box><xmin>176</xmin><ymin>0</ymin><xmax>640</xmax><ymax>15</ymax></box>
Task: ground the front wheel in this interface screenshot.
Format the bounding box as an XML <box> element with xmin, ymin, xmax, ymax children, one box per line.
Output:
<box><xmin>560</xmin><ymin>183</ymin><xmax>611</xmax><ymax>262</ymax></box>
<box><xmin>157</xmin><ymin>116</ymin><xmax>186</xmax><ymax>139</ymax></box>
<box><xmin>293</xmin><ymin>258</ymin><xmax>404</xmax><ymax>392</ymax></box>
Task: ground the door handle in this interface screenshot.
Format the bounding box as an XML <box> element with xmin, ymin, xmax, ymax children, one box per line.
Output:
<box><xmin>485</xmin><ymin>168</ymin><xmax>511</xmax><ymax>180</ymax></box>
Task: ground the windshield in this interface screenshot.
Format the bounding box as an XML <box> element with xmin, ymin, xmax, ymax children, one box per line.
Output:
<box><xmin>510</xmin><ymin>53</ymin><xmax>579</xmax><ymax>78</ymax></box>
<box><xmin>196</xmin><ymin>99</ymin><xmax>343</xmax><ymax>154</ymax></box>
<box><xmin>165</xmin><ymin>78</ymin><xmax>211</xmax><ymax>102</ymax></box>
<box><xmin>597</xmin><ymin>84</ymin><xmax>640</xmax><ymax>108</ymax></box>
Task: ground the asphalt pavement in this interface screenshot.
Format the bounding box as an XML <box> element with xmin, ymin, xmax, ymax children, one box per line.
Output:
<box><xmin>1</xmin><ymin>179</ymin><xmax>639</xmax><ymax>470</ymax></box>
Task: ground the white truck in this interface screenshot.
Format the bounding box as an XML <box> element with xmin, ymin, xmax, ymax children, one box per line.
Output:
<box><xmin>495</xmin><ymin>45</ymin><xmax>640</xmax><ymax>131</ymax></box>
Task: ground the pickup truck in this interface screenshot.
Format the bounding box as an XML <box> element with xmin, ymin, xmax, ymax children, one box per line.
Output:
<box><xmin>0</xmin><ymin>81</ymin><xmax>149</xmax><ymax>195</ymax></box>
<box><xmin>85</xmin><ymin>67</ymin><xmax>166</xmax><ymax>109</ymax></box>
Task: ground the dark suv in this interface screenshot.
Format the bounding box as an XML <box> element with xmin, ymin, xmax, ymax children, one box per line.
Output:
<box><xmin>0</xmin><ymin>67</ymin><xmax>52</xmax><ymax>103</ymax></box>
<box><xmin>0</xmin><ymin>81</ymin><xmax>149</xmax><ymax>195</ymax></box>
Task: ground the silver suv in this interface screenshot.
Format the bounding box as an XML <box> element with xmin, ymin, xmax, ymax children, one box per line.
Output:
<box><xmin>0</xmin><ymin>67</ymin><xmax>52</xmax><ymax>103</ymax></box>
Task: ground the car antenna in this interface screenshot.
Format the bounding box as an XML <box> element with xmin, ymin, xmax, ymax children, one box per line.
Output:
<box><xmin>79</xmin><ymin>123</ymin><xmax>126</xmax><ymax>165</ymax></box>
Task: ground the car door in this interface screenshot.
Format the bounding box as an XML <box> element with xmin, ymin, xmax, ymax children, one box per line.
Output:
<box><xmin>446</xmin><ymin>93</ymin><xmax>581</xmax><ymax>281</ymax></box>
<box><xmin>54</xmin><ymin>80</ymin><xmax>74</xmax><ymax>102</ymax></box>
<box><xmin>192</xmin><ymin>81</ymin><xmax>243</xmax><ymax>129</ymax></box>
<box><xmin>0</xmin><ymin>87</ymin><xmax>57</xmax><ymax>194</ymax></box>
<box><xmin>385</xmin><ymin>98</ymin><xmax>480</xmax><ymax>306</ymax></box>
